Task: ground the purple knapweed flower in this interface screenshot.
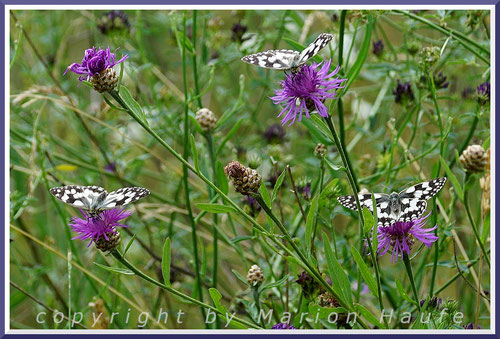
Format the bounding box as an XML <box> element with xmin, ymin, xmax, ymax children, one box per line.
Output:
<box><xmin>271</xmin><ymin>323</ymin><xmax>297</xmax><ymax>329</ymax></box>
<box><xmin>377</xmin><ymin>213</ymin><xmax>437</xmax><ymax>263</ymax></box>
<box><xmin>464</xmin><ymin>322</ymin><xmax>482</xmax><ymax>329</ymax></box>
<box><xmin>270</xmin><ymin>59</ymin><xmax>347</xmax><ymax>126</ymax></box>
<box><xmin>69</xmin><ymin>207</ymin><xmax>132</xmax><ymax>246</ymax></box>
<box><xmin>64</xmin><ymin>46</ymin><xmax>128</xmax><ymax>83</ymax></box>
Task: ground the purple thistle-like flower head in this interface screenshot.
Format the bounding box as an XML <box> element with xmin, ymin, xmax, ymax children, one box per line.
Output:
<box><xmin>377</xmin><ymin>213</ymin><xmax>437</xmax><ymax>263</ymax></box>
<box><xmin>69</xmin><ymin>208</ymin><xmax>132</xmax><ymax>246</ymax></box>
<box><xmin>64</xmin><ymin>46</ymin><xmax>128</xmax><ymax>82</ymax></box>
<box><xmin>270</xmin><ymin>59</ymin><xmax>347</xmax><ymax>126</ymax></box>
<box><xmin>271</xmin><ymin>323</ymin><xmax>297</xmax><ymax>330</ymax></box>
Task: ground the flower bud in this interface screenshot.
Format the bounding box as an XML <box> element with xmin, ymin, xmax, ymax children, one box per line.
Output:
<box><xmin>314</xmin><ymin>143</ymin><xmax>327</xmax><ymax>158</ymax></box>
<box><xmin>94</xmin><ymin>229</ymin><xmax>121</xmax><ymax>252</ymax></box>
<box><xmin>419</xmin><ymin>46</ymin><xmax>440</xmax><ymax>70</ymax></box>
<box><xmin>195</xmin><ymin>108</ymin><xmax>217</xmax><ymax>132</ymax></box>
<box><xmin>459</xmin><ymin>144</ymin><xmax>488</xmax><ymax>173</ymax></box>
<box><xmin>318</xmin><ymin>291</ymin><xmax>341</xmax><ymax>308</ymax></box>
<box><xmin>247</xmin><ymin>264</ymin><xmax>264</xmax><ymax>287</ymax></box>
<box><xmin>91</xmin><ymin>68</ymin><xmax>119</xmax><ymax>93</ymax></box>
<box><xmin>224</xmin><ymin>161</ymin><xmax>262</xmax><ymax>196</ymax></box>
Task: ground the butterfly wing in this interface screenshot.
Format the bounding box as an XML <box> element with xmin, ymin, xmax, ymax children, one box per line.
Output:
<box><xmin>296</xmin><ymin>33</ymin><xmax>334</xmax><ymax>66</ymax></box>
<box><xmin>399</xmin><ymin>177</ymin><xmax>447</xmax><ymax>200</ymax></box>
<box><xmin>49</xmin><ymin>185</ymin><xmax>106</xmax><ymax>209</ymax></box>
<box><xmin>101</xmin><ymin>187</ymin><xmax>150</xmax><ymax>209</ymax></box>
<box><xmin>398</xmin><ymin>199</ymin><xmax>427</xmax><ymax>222</ymax></box>
<box><xmin>337</xmin><ymin>193</ymin><xmax>394</xmax><ymax>226</ymax></box>
<box><xmin>397</xmin><ymin>177</ymin><xmax>446</xmax><ymax>222</ymax></box>
<box><xmin>241</xmin><ymin>49</ymin><xmax>299</xmax><ymax>70</ymax></box>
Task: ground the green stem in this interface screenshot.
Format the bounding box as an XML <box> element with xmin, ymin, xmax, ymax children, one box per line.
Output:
<box><xmin>191</xmin><ymin>10</ymin><xmax>203</xmax><ymax>109</ymax></box>
<box><xmin>111</xmin><ymin>250</ymin><xmax>259</xmax><ymax>329</ymax></box>
<box><xmin>206</xmin><ymin>134</ymin><xmax>219</xmax><ymax>312</ymax></box>
<box><xmin>403</xmin><ymin>253</ymin><xmax>421</xmax><ymax>312</ymax></box>
<box><xmin>253</xmin><ymin>195</ymin><xmax>368</xmax><ymax>329</ymax></box>
<box><xmin>337</xmin><ymin>10</ymin><xmax>347</xmax><ymax>145</ymax></box>
<box><xmin>323</xmin><ymin>116</ymin><xmax>363</xmax><ymax>231</ymax></box>
<box><xmin>182</xmin><ymin>13</ymin><xmax>206</xmax><ymax>323</ymax></box>
<box><xmin>393</xmin><ymin>10</ymin><xmax>490</xmax><ymax>64</ymax></box>
<box><xmin>464</xmin><ymin>175</ymin><xmax>491</xmax><ymax>267</ymax></box>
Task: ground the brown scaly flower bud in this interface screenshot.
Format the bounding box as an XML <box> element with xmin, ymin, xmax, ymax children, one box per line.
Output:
<box><xmin>314</xmin><ymin>143</ymin><xmax>327</xmax><ymax>158</ymax></box>
<box><xmin>247</xmin><ymin>264</ymin><xmax>264</xmax><ymax>287</ymax></box>
<box><xmin>195</xmin><ymin>108</ymin><xmax>217</xmax><ymax>132</ymax></box>
<box><xmin>91</xmin><ymin>68</ymin><xmax>119</xmax><ymax>93</ymax></box>
<box><xmin>94</xmin><ymin>230</ymin><xmax>121</xmax><ymax>252</ymax></box>
<box><xmin>318</xmin><ymin>291</ymin><xmax>341</xmax><ymax>308</ymax></box>
<box><xmin>459</xmin><ymin>144</ymin><xmax>488</xmax><ymax>173</ymax></box>
<box><xmin>224</xmin><ymin>161</ymin><xmax>262</xmax><ymax>195</ymax></box>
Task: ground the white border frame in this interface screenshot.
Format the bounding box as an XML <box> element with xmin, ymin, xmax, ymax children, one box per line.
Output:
<box><xmin>5</xmin><ymin>4</ymin><xmax>496</xmax><ymax>335</ymax></box>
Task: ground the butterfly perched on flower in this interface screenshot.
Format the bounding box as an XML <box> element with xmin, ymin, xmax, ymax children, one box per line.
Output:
<box><xmin>49</xmin><ymin>185</ymin><xmax>150</xmax><ymax>217</ymax></box>
<box><xmin>337</xmin><ymin>178</ymin><xmax>447</xmax><ymax>227</ymax></box>
<box><xmin>241</xmin><ymin>33</ymin><xmax>334</xmax><ymax>71</ymax></box>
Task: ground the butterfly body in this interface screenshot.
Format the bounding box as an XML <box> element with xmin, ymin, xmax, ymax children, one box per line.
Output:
<box><xmin>241</xmin><ymin>33</ymin><xmax>333</xmax><ymax>71</ymax></box>
<box><xmin>337</xmin><ymin>178</ymin><xmax>447</xmax><ymax>227</ymax></box>
<box><xmin>49</xmin><ymin>185</ymin><xmax>150</xmax><ymax>216</ymax></box>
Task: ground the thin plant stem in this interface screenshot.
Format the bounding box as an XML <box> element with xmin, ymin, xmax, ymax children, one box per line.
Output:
<box><xmin>206</xmin><ymin>133</ymin><xmax>220</xmax><ymax>328</ymax></box>
<box><xmin>287</xmin><ymin>165</ymin><xmax>307</xmax><ymax>224</ymax></box>
<box><xmin>337</xmin><ymin>10</ymin><xmax>347</xmax><ymax>145</ymax></box>
<box><xmin>403</xmin><ymin>253</ymin><xmax>421</xmax><ymax>312</ymax></box>
<box><xmin>464</xmin><ymin>175</ymin><xmax>491</xmax><ymax>267</ymax></box>
<box><xmin>191</xmin><ymin>10</ymin><xmax>203</xmax><ymax>109</ymax></box>
<box><xmin>182</xmin><ymin>13</ymin><xmax>206</xmax><ymax>323</ymax></box>
<box><xmin>111</xmin><ymin>250</ymin><xmax>259</xmax><ymax>329</ymax></box>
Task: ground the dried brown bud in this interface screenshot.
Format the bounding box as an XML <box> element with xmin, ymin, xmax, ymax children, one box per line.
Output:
<box><xmin>314</xmin><ymin>143</ymin><xmax>327</xmax><ymax>158</ymax></box>
<box><xmin>459</xmin><ymin>144</ymin><xmax>488</xmax><ymax>173</ymax></box>
<box><xmin>91</xmin><ymin>68</ymin><xmax>118</xmax><ymax>93</ymax></box>
<box><xmin>224</xmin><ymin>161</ymin><xmax>262</xmax><ymax>195</ymax></box>
<box><xmin>195</xmin><ymin>108</ymin><xmax>217</xmax><ymax>132</ymax></box>
<box><xmin>318</xmin><ymin>292</ymin><xmax>341</xmax><ymax>308</ymax></box>
<box><xmin>247</xmin><ymin>264</ymin><xmax>264</xmax><ymax>286</ymax></box>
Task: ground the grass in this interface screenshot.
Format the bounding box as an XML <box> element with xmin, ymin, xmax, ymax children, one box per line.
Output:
<box><xmin>9</xmin><ymin>9</ymin><xmax>491</xmax><ymax>330</ymax></box>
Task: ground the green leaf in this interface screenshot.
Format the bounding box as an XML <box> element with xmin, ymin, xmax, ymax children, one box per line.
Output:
<box><xmin>322</xmin><ymin>232</ymin><xmax>352</xmax><ymax>308</ymax></box>
<box><xmin>161</xmin><ymin>237</ymin><xmax>172</xmax><ymax>287</ymax></box>
<box><xmin>209</xmin><ymin>288</ymin><xmax>227</xmax><ymax>313</ymax></box>
<box><xmin>217</xmin><ymin>119</ymin><xmax>244</xmax><ymax>156</ymax></box>
<box><xmin>324</xmin><ymin>159</ymin><xmax>345</xmax><ymax>172</ymax></box>
<box><xmin>196</xmin><ymin>203</ymin><xmax>236</xmax><ymax>214</ymax></box>
<box><xmin>120</xmin><ymin>86</ymin><xmax>147</xmax><ymax>124</ymax></box>
<box><xmin>439</xmin><ymin>156</ymin><xmax>464</xmax><ymax>201</ymax></box>
<box><xmin>362</xmin><ymin>207</ymin><xmax>375</xmax><ymax>234</ymax></box>
<box><xmin>302</xmin><ymin>116</ymin><xmax>333</xmax><ymax>145</ymax></box>
<box><xmin>259</xmin><ymin>184</ymin><xmax>275</xmax><ymax>231</ymax></box>
<box><xmin>350</xmin><ymin>247</ymin><xmax>378</xmax><ymax>299</ymax></box>
<box><xmin>216</xmin><ymin>161</ymin><xmax>228</xmax><ymax>195</ymax></box>
<box><xmin>260</xmin><ymin>275</ymin><xmax>289</xmax><ymax>292</ymax></box>
<box><xmin>231</xmin><ymin>269</ymin><xmax>250</xmax><ymax>287</ymax></box>
<box><xmin>305</xmin><ymin>195</ymin><xmax>319</xmax><ymax>255</ymax></box>
<box><xmin>93</xmin><ymin>262</ymin><xmax>134</xmax><ymax>275</ymax></box>
<box><xmin>395</xmin><ymin>279</ymin><xmax>418</xmax><ymax>306</ymax></box>
<box><xmin>271</xmin><ymin>169</ymin><xmax>286</xmax><ymax>203</ymax></box>
<box><xmin>344</xmin><ymin>15</ymin><xmax>374</xmax><ymax>93</ymax></box>
<box><xmin>356</xmin><ymin>304</ymin><xmax>386</xmax><ymax>329</ymax></box>
<box><xmin>190</xmin><ymin>134</ymin><xmax>199</xmax><ymax>171</ymax></box>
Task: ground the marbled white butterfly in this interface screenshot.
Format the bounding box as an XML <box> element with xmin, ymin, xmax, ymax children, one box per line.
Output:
<box><xmin>337</xmin><ymin>178</ymin><xmax>447</xmax><ymax>227</ymax></box>
<box><xmin>49</xmin><ymin>185</ymin><xmax>150</xmax><ymax>216</ymax></box>
<box><xmin>241</xmin><ymin>33</ymin><xmax>333</xmax><ymax>71</ymax></box>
